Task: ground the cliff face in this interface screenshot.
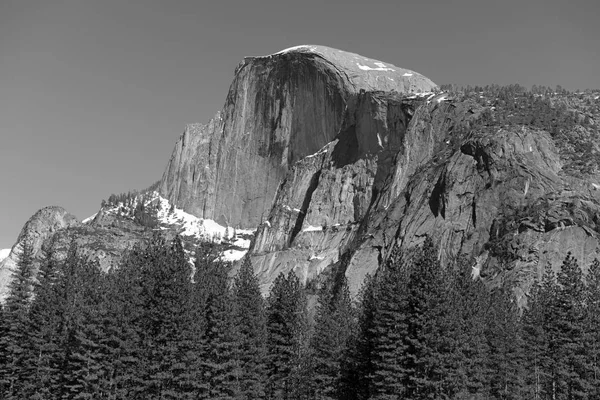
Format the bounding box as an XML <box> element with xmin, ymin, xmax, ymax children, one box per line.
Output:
<box><xmin>159</xmin><ymin>45</ymin><xmax>437</xmax><ymax>228</ymax></box>
<box><xmin>159</xmin><ymin>45</ymin><xmax>600</xmax><ymax>299</ymax></box>
<box><xmin>4</xmin><ymin>46</ymin><xmax>599</xmax><ymax>304</ymax></box>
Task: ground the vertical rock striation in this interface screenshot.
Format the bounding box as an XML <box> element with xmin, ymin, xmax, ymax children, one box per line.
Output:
<box><xmin>158</xmin><ymin>45</ymin><xmax>437</xmax><ymax>228</ymax></box>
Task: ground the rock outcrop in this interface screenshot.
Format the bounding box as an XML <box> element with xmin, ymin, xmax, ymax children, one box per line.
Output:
<box><xmin>0</xmin><ymin>206</ymin><xmax>78</xmax><ymax>300</ymax></box>
<box><xmin>159</xmin><ymin>45</ymin><xmax>437</xmax><ymax>228</ymax></box>
<box><xmin>4</xmin><ymin>46</ymin><xmax>600</xmax><ymax>305</ymax></box>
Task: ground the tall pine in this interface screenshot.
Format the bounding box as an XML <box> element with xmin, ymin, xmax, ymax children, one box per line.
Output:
<box><xmin>265</xmin><ymin>271</ymin><xmax>307</xmax><ymax>400</ymax></box>
<box><xmin>310</xmin><ymin>276</ymin><xmax>355</xmax><ymax>400</ymax></box>
<box><xmin>0</xmin><ymin>237</ymin><xmax>36</xmax><ymax>399</ymax></box>
<box><xmin>233</xmin><ymin>258</ymin><xmax>267</xmax><ymax>399</ymax></box>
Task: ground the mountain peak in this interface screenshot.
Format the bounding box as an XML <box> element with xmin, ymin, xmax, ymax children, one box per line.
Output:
<box><xmin>249</xmin><ymin>44</ymin><xmax>437</xmax><ymax>94</ymax></box>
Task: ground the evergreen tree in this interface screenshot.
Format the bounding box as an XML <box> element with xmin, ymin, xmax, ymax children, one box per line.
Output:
<box><xmin>27</xmin><ymin>244</ymin><xmax>65</xmax><ymax>399</ymax></box>
<box><xmin>0</xmin><ymin>237</ymin><xmax>36</xmax><ymax>399</ymax></box>
<box><xmin>232</xmin><ymin>258</ymin><xmax>267</xmax><ymax>399</ymax></box>
<box><xmin>106</xmin><ymin>242</ymin><xmax>149</xmax><ymax>398</ymax></box>
<box><xmin>368</xmin><ymin>249</ymin><xmax>409</xmax><ymax>399</ymax></box>
<box><xmin>352</xmin><ymin>274</ymin><xmax>377</xmax><ymax>400</ymax></box>
<box><xmin>485</xmin><ymin>285</ymin><xmax>526</xmax><ymax>400</ymax></box>
<box><xmin>523</xmin><ymin>262</ymin><xmax>557</xmax><ymax>400</ymax></box>
<box><xmin>553</xmin><ymin>253</ymin><xmax>589</xmax><ymax>398</ymax></box>
<box><xmin>310</xmin><ymin>276</ymin><xmax>355</xmax><ymax>400</ymax></box>
<box><xmin>0</xmin><ymin>301</ymin><xmax>6</xmax><ymax>395</ymax></box>
<box><xmin>445</xmin><ymin>259</ymin><xmax>490</xmax><ymax>398</ymax></box>
<box><xmin>585</xmin><ymin>258</ymin><xmax>600</xmax><ymax>399</ymax></box>
<box><xmin>136</xmin><ymin>234</ymin><xmax>193</xmax><ymax>398</ymax></box>
<box><xmin>61</xmin><ymin>259</ymin><xmax>112</xmax><ymax>399</ymax></box>
<box><xmin>193</xmin><ymin>241</ymin><xmax>240</xmax><ymax>399</ymax></box>
<box><xmin>402</xmin><ymin>238</ymin><xmax>450</xmax><ymax>399</ymax></box>
<box><xmin>265</xmin><ymin>271</ymin><xmax>307</xmax><ymax>400</ymax></box>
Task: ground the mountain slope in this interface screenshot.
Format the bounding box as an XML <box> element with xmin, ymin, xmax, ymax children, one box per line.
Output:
<box><xmin>2</xmin><ymin>47</ymin><xmax>600</xmax><ymax>305</ymax></box>
<box><xmin>158</xmin><ymin>45</ymin><xmax>437</xmax><ymax>229</ymax></box>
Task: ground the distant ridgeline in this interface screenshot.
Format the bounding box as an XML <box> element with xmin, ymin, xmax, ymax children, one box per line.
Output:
<box><xmin>101</xmin><ymin>181</ymin><xmax>163</xmax><ymax>229</ymax></box>
<box><xmin>440</xmin><ymin>84</ymin><xmax>600</xmax><ymax>175</ymax></box>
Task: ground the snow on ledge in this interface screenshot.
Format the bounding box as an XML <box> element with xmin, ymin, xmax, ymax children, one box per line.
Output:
<box><xmin>303</xmin><ymin>225</ymin><xmax>323</xmax><ymax>232</ymax></box>
<box><xmin>273</xmin><ymin>45</ymin><xmax>318</xmax><ymax>55</ymax></box>
<box><xmin>82</xmin><ymin>213</ymin><xmax>97</xmax><ymax>224</ymax></box>
<box><xmin>0</xmin><ymin>248</ymin><xmax>10</xmax><ymax>263</ymax></box>
<box><xmin>356</xmin><ymin>63</ymin><xmax>395</xmax><ymax>72</ymax></box>
<box><xmin>221</xmin><ymin>249</ymin><xmax>248</xmax><ymax>262</ymax></box>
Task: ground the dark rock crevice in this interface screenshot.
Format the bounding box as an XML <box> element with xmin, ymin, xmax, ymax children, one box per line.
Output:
<box><xmin>289</xmin><ymin>170</ymin><xmax>322</xmax><ymax>246</ymax></box>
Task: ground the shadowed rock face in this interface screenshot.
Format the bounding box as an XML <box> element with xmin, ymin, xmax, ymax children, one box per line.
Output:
<box><xmin>158</xmin><ymin>45</ymin><xmax>437</xmax><ymax>229</ymax></box>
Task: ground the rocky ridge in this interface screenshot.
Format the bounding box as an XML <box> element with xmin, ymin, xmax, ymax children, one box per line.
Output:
<box><xmin>0</xmin><ymin>192</ymin><xmax>252</xmax><ymax>300</ymax></box>
<box><xmin>2</xmin><ymin>46</ymin><xmax>600</xmax><ymax>304</ymax></box>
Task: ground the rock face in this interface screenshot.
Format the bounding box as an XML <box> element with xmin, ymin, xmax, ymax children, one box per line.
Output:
<box><xmin>0</xmin><ymin>206</ymin><xmax>79</xmax><ymax>300</ymax></box>
<box><xmin>158</xmin><ymin>45</ymin><xmax>600</xmax><ymax>299</ymax></box>
<box><xmin>4</xmin><ymin>45</ymin><xmax>600</xmax><ymax>305</ymax></box>
<box><xmin>159</xmin><ymin>45</ymin><xmax>437</xmax><ymax>228</ymax></box>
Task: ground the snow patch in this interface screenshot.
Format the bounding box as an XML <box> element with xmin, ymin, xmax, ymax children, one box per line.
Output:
<box><xmin>274</xmin><ymin>45</ymin><xmax>317</xmax><ymax>55</ymax></box>
<box><xmin>356</xmin><ymin>63</ymin><xmax>395</xmax><ymax>72</ymax></box>
<box><xmin>105</xmin><ymin>191</ymin><xmax>255</xmax><ymax>246</ymax></box>
<box><xmin>405</xmin><ymin>91</ymin><xmax>435</xmax><ymax>100</ymax></box>
<box><xmin>82</xmin><ymin>213</ymin><xmax>97</xmax><ymax>224</ymax></box>
<box><xmin>0</xmin><ymin>248</ymin><xmax>10</xmax><ymax>263</ymax></box>
<box><xmin>221</xmin><ymin>249</ymin><xmax>248</xmax><ymax>262</ymax></box>
<box><xmin>402</xmin><ymin>73</ymin><xmax>413</xmax><ymax>77</ymax></box>
<box><xmin>303</xmin><ymin>225</ymin><xmax>323</xmax><ymax>232</ymax></box>
<box><xmin>305</xmin><ymin>145</ymin><xmax>329</xmax><ymax>159</ymax></box>
<box><xmin>152</xmin><ymin>195</ymin><xmax>254</xmax><ymax>241</ymax></box>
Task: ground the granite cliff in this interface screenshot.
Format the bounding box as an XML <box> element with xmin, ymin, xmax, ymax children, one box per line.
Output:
<box><xmin>158</xmin><ymin>45</ymin><xmax>436</xmax><ymax>228</ymax></box>
<box><xmin>2</xmin><ymin>46</ymin><xmax>600</xmax><ymax>304</ymax></box>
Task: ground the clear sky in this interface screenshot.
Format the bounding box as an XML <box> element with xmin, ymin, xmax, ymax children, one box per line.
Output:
<box><xmin>0</xmin><ymin>0</ymin><xmax>599</xmax><ymax>248</ymax></box>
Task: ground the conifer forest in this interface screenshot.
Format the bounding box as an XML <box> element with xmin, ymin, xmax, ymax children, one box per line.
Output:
<box><xmin>2</xmin><ymin>233</ymin><xmax>600</xmax><ymax>399</ymax></box>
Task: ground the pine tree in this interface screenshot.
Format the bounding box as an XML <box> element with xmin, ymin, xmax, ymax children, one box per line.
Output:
<box><xmin>0</xmin><ymin>301</ymin><xmax>7</xmax><ymax>395</ymax></box>
<box><xmin>553</xmin><ymin>253</ymin><xmax>589</xmax><ymax>398</ymax></box>
<box><xmin>310</xmin><ymin>276</ymin><xmax>355</xmax><ymax>400</ymax></box>
<box><xmin>193</xmin><ymin>241</ymin><xmax>240</xmax><ymax>399</ymax></box>
<box><xmin>105</xmin><ymin>243</ymin><xmax>148</xmax><ymax>398</ymax></box>
<box><xmin>136</xmin><ymin>234</ymin><xmax>193</xmax><ymax>398</ymax></box>
<box><xmin>402</xmin><ymin>238</ymin><xmax>449</xmax><ymax>399</ymax></box>
<box><xmin>351</xmin><ymin>274</ymin><xmax>377</xmax><ymax>400</ymax></box>
<box><xmin>232</xmin><ymin>258</ymin><xmax>267</xmax><ymax>399</ymax></box>
<box><xmin>523</xmin><ymin>262</ymin><xmax>557</xmax><ymax>400</ymax></box>
<box><xmin>368</xmin><ymin>249</ymin><xmax>409</xmax><ymax>400</ymax></box>
<box><xmin>27</xmin><ymin>244</ymin><xmax>65</xmax><ymax>399</ymax></box>
<box><xmin>0</xmin><ymin>237</ymin><xmax>36</xmax><ymax>399</ymax></box>
<box><xmin>265</xmin><ymin>271</ymin><xmax>307</xmax><ymax>400</ymax></box>
<box><xmin>445</xmin><ymin>258</ymin><xmax>490</xmax><ymax>398</ymax></box>
<box><xmin>62</xmin><ymin>259</ymin><xmax>111</xmax><ymax>399</ymax></box>
<box><xmin>585</xmin><ymin>258</ymin><xmax>600</xmax><ymax>399</ymax></box>
<box><xmin>485</xmin><ymin>285</ymin><xmax>526</xmax><ymax>400</ymax></box>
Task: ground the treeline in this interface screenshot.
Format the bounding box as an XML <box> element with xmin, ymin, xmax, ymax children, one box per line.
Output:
<box><xmin>2</xmin><ymin>236</ymin><xmax>600</xmax><ymax>399</ymax></box>
<box><xmin>440</xmin><ymin>84</ymin><xmax>600</xmax><ymax>176</ymax></box>
<box><xmin>442</xmin><ymin>84</ymin><xmax>583</xmax><ymax>135</ymax></box>
<box><xmin>101</xmin><ymin>186</ymin><xmax>161</xmax><ymax>228</ymax></box>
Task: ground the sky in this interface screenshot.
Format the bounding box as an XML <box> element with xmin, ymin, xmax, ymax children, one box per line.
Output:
<box><xmin>0</xmin><ymin>0</ymin><xmax>599</xmax><ymax>248</ymax></box>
